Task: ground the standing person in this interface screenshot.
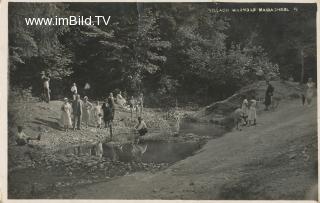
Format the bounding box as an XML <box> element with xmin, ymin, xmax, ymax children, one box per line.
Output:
<box><xmin>305</xmin><ymin>77</ymin><xmax>315</xmax><ymax>106</ymax></box>
<box><xmin>84</xmin><ymin>82</ymin><xmax>91</xmax><ymax>97</ymax></box>
<box><xmin>102</xmin><ymin>98</ymin><xmax>113</xmax><ymax>139</ymax></box>
<box><xmin>241</xmin><ymin>99</ymin><xmax>249</xmax><ymax>125</ymax></box>
<box><xmin>129</xmin><ymin>96</ymin><xmax>136</xmax><ymax>119</ymax></box>
<box><xmin>93</xmin><ymin>101</ymin><xmax>102</xmax><ymax>129</ymax></box>
<box><xmin>60</xmin><ymin>98</ymin><xmax>72</xmax><ymax>132</ymax></box>
<box><xmin>15</xmin><ymin>126</ymin><xmax>41</xmax><ymax>146</ymax></box>
<box><xmin>108</xmin><ymin>92</ymin><xmax>115</xmax><ymax>120</ymax></box>
<box><xmin>234</xmin><ymin>106</ymin><xmax>243</xmax><ymax>131</ymax></box>
<box><xmin>248</xmin><ymin>99</ymin><xmax>257</xmax><ymax>126</ymax></box>
<box><xmin>137</xmin><ymin>93</ymin><xmax>144</xmax><ymax>115</ymax></box>
<box><xmin>82</xmin><ymin>96</ymin><xmax>93</xmax><ymax>129</ymax></box>
<box><xmin>71</xmin><ymin>83</ymin><xmax>78</xmax><ymax>97</ymax></box>
<box><xmin>264</xmin><ymin>80</ymin><xmax>274</xmax><ymax>111</ymax></box>
<box><xmin>41</xmin><ymin>72</ymin><xmax>51</xmax><ymax>103</ymax></box>
<box><xmin>72</xmin><ymin>94</ymin><xmax>83</xmax><ymax>130</ymax></box>
<box><xmin>135</xmin><ymin>117</ymin><xmax>148</xmax><ymax>136</ymax></box>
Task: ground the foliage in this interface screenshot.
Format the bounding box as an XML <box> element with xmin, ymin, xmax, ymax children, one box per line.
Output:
<box><xmin>9</xmin><ymin>3</ymin><xmax>316</xmax><ymax>106</ymax></box>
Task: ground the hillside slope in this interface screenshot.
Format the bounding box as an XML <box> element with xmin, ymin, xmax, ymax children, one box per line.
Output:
<box><xmin>73</xmin><ymin>98</ymin><xmax>317</xmax><ymax>199</ymax></box>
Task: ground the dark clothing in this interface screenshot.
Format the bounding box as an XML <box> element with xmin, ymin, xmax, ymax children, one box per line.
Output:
<box><xmin>265</xmin><ymin>84</ymin><xmax>274</xmax><ymax>106</ymax></box>
<box><xmin>102</xmin><ymin>103</ymin><xmax>113</xmax><ymax>122</ymax></box>
<box><xmin>72</xmin><ymin>99</ymin><xmax>83</xmax><ymax>130</ymax></box>
<box><xmin>107</xmin><ymin>97</ymin><xmax>115</xmax><ymax>120</ymax></box>
<box><xmin>16</xmin><ymin>138</ymin><xmax>27</xmax><ymax>146</ymax></box>
<box><xmin>72</xmin><ymin>100</ymin><xmax>83</xmax><ymax>115</ymax></box>
<box><xmin>138</xmin><ymin>128</ymin><xmax>148</xmax><ymax>136</ymax></box>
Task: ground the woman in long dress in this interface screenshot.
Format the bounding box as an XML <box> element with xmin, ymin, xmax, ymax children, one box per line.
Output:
<box><xmin>61</xmin><ymin>98</ymin><xmax>72</xmax><ymax>132</ymax></box>
<box><xmin>306</xmin><ymin>77</ymin><xmax>315</xmax><ymax>106</ymax></box>
<box><xmin>248</xmin><ymin>99</ymin><xmax>257</xmax><ymax>126</ymax></box>
<box><xmin>82</xmin><ymin>96</ymin><xmax>93</xmax><ymax>128</ymax></box>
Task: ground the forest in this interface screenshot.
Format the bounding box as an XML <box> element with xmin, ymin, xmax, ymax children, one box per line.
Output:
<box><xmin>9</xmin><ymin>3</ymin><xmax>317</xmax><ymax>107</ymax></box>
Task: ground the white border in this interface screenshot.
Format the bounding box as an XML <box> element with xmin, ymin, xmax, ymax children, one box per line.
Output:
<box><xmin>0</xmin><ymin>0</ymin><xmax>318</xmax><ymax>203</ymax></box>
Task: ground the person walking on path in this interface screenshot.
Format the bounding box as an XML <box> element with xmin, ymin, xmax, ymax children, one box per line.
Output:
<box><xmin>248</xmin><ymin>99</ymin><xmax>257</xmax><ymax>126</ymax></box>
<box><xmin>305</xmin><ymin>77</ymin><xmax>315</xmax><ymax>106</ymax></box>
<box><xmin>41</xmin><ymin>72</ymin><xmax>51</xmax><ymax>103</ymax></box>
<box><xmin>72</xmin><ymin>94</ymin><xmax>83</xmax><ymax>130</ymax></box>
<box><xmin>102</xmin><ymin>98</ymin><xmax>114</xmax><ymax>139</ymax></box>
<box><xmin>241</xmin><ymin>99</ymin><xmax>249</xmax><ymax>125</ymax></box>
<box><xmin>60</xmin><ymin>98</ymin><xmax>72</xmax><ymax>132</ymax></box>
<box><xmin>264</xmin><ymin>80</ymin><xmax>274</xmax><ymax>111</ymax></box>
<box><xmin>71</xmin><ymin>83</ymin><xmax>78</xmax><ymax>97</ymax></box>
<box><xmin>93</xmin><ymin>101</ymin><xmax>102</xmax><ymax>129</ymax></box>
<box><xmin>82</xmin><ymin>96</ymin><xmax>93</xmax><ymax>129</ymax></box>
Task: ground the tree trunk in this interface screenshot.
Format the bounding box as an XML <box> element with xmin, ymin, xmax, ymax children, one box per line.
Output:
<box><xmin>300</xmin><ymin>49</ymin><xmax>305</xmax><ymax>84</ymax></box>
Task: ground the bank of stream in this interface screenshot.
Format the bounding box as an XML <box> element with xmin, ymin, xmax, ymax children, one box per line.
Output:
<box><xmin>8</xmin><ymin>121</ymin><xmax>226</xmax><ymax>199</ymax></box>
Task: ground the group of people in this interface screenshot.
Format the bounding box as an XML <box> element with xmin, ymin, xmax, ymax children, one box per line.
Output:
<box><xmin>59</xmin><ymin>82</ymin><xmax>147</xmax><ymax>140</ymax></box>
<box><xmin>234</xmin><ymin>80</ymin><xmax>274</xmax><ymax>130</ymax></box>
<box><xmin>234</xmin><ymin>78</ymin><xmax>316</xmax><ymax>131</ymax></box>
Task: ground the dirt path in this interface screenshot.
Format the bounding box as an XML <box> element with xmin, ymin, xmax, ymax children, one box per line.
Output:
<box><xmin>73</xmin><ymin>99</ymin><xmax>317</xmax><ymax>200</ymax></box>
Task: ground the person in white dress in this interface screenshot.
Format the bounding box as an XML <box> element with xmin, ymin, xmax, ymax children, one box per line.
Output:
<box><xmin>60</xmin><ymin>98</ymin><xmax>72</xmax><ymax>132</ymax></box>
<box><xmin>248</xmin><ymin>99</ymin><xmax>257</xmax><ymax>126</ymax></box>
<box><xmin>306</xmin><ymin>77</ymin><xmax>315</xmax><ymax>106</ymax></box>
<box><xmin>241</xmin><ymin>99</ymin><xmax>249</xmax><ymax>125</ymax></box>
<box><xmin>82</xmin><ymin>96</ymin><xmax>93</xmax><ymax>128</ymax></box>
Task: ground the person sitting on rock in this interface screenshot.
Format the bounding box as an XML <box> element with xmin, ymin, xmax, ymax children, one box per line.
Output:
<box><xmin>15</xmin><ymin>126</ymin><xmax>41</xmax><ymax>146</ymax></box>
<box><xmin>135</xmin><ymin>117</ymin><xmax>148</xmax><ymax>136</ymax></box>
<box><xmin>116</xmin><ymin>91</ymin><xmax>127</xmax><ymax>107</ymax></box>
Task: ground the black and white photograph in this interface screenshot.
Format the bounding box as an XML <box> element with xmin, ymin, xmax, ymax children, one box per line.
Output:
<box><xmin>5</xmin><ymin>1</ymin><xmax>318</xmax><ymax>200</ymax></box>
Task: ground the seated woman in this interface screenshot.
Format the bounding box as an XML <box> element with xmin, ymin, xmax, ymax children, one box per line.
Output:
<box><xmin>116</xmin><ymin>91</ymin><xmax>127</xmax><ymax>107</ymax></box>
<box><xmin>135</xmin><ymin>117</ymin><xmax>148</xmax><ymax>136</ymax></box>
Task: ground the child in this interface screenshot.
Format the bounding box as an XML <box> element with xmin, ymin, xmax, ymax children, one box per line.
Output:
<box><xmin>241</xmin><ymin>99</ymin><xmax>249</xmax><ymax>125</ymax></box>
<box><xmin>16</xmin><ymin>126</ymin><xmax>41</xmax><ymax>146</ymax></box>
<box><xmin>248</xmin><ymin>99</ymin><xmax>257</xmax><ymax>126</ymax></box>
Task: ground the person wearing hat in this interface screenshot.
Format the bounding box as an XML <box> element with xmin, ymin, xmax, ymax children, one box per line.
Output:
<box><xmin>72</xmin><ymin>94</ymin><xmax>83</xmax><ymax>130</ymax></box>
<box><xmin>82</xmin><ymin>96</ymin><xmax>93</xmax><ymax>129</ymax></box>
<box><xmin>60</xmin><ymin>98</ymin><xmax>72</xmax><ymax>132</ymax></box>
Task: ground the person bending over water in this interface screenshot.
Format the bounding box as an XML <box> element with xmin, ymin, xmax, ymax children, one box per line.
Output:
<box><xmin>15</xmin><ymin>126</ymin><xmax>41</xmax><ymax>146</ymax></box>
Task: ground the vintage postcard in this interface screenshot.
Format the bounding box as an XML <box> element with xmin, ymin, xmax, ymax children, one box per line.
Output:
<box><xmin>1</xmin><ymin>0</ymin><xmax>318</xmax><ymax>202</ymax></box>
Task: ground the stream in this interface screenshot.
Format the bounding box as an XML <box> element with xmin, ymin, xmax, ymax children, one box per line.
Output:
<box><xmin>8</xmin><ymin>121</ymin><xmax>226</xmax><ymax>199</ymax></box>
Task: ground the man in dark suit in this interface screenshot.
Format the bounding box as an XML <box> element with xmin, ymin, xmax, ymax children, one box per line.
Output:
<box><xmin>72</xmin><ymin>94</ymin><xmax>83</xmax><ymax>130</ymax></box>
